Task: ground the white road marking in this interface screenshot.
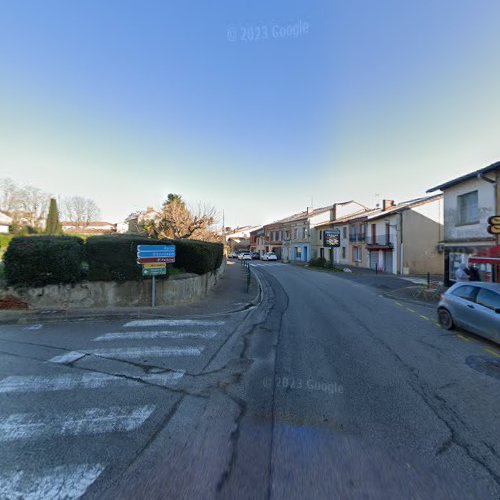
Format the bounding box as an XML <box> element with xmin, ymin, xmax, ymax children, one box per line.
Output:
<box><xmin>124</xmin><ymin>319</ymin><xmax>225</xmax><ymax>327</ymax></box>
<box><xmin>0</xmin><ymin>371</ymin><xmax>184</xmax><ymax>393</ymax></box>
<box><xmin>0</xmin><ymin>463</ymin><xmax>105</xmax><ymax>500</ymax></box>
<box><xmin>93</xmin><ymin>331</ymin><xmax>218</xmax><ymax>341</ymax></box>
<box><xmin>88</xmin><ymin>346</ymin><xmax>203</xmax><ymax>358</ymax></box>
<box><xmin>49</xmin><ymin>351</ymin><xmax>86</xmax><ymax>364</ymax></box>
<box><xmin>23</xmin><ymin>324</ymin><xmax>43</xmax><ymax>330</ymax></box>
<box><xmin>0</xmin><ymin>405</ymin><xmax>155</xmax><ymax>441</ymax></box>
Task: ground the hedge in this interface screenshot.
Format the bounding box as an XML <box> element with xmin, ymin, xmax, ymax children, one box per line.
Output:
<box><xmin>85</xmin><ymin>235</ymin><xmax>223</xmax><ymax>281</ymax></box>
<box><xmin>3</xmin><ymin>236</ymin><xmax>84</xmax><ymax>286</ymax></box>
<box><xmin>3</xmin><ymin>234</ymin><xmax>224</xmax><ymax>286</ymax></box>
<box><xmin>85</xmin><ymin>234</ymin><xmax>169</xmax><ymax>282</ymax></box>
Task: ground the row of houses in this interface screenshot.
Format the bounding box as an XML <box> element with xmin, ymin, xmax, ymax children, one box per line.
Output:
<box><xmin>248</xmin><ymin>160</ymin><xmax>500</xmax><ymax>284</ymax></box>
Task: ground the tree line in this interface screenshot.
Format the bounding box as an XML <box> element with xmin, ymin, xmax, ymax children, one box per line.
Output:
<box><xmin>0</xmin><ymin>178</ymin><xmax>101</xmax><ymax>232</ymax></box>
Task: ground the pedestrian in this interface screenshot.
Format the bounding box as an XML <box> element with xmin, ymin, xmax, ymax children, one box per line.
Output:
<box><xmin>468</xmin><ymin>264</ymin><xmax>481</xmax><ymax>282</ymax></box>
<box><xmin>455</xmin><ymin>263</ymin><xmax>469</xmax><ymax>282</ymax></box>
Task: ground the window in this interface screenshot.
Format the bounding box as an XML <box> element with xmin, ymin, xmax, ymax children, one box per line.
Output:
<box><xmin>342</xmin><ymin>227</ymin><xmax>347</xmax><ymax>239</ymax></box>
<box><xmin>457</xmin><ymin>191</ymin><xmax>479</xmax><ymax>225</ymax></box>
<box><xmin>302</xmin><ymin>227</ymin><xmax>306</xmax><ymax>239</ymax></box>
<box><xmin>320</xmin><ymin>248</ymin><xmax>324</xmax><ymax>258</ymax></box>
<box><xmin>341</xmin><ymin>247</ymin><xmax>346</xmax><ymax>259</ymax></box>
<box><xmin>476</xmin><ymin>289</ymin><xmax>500</xmax><ymax>310</ymax></box>
<box><xmin>319</xmin><ymin>230</ymin><xmax>323</xmax><ymax>240</ymax></box>
<box><xmin>352</xmin><ymin>246</ymin><xmax>361</xmax><ymax>261</ymax></box>
<box><xmin>295</xmin><ymin>246</ymin><xmax>302</xmax><ymax>258</ymax></box>
<box><xmin>451</xmin><ymin>285</ymin><xmax>478</xmax><ymax>302</ymax></box>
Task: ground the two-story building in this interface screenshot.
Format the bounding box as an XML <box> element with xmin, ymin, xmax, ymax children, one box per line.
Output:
<box><xmin>313</xmin><ymin>196</ymin><xmax>443</xmax><ymax>275</ymax></box>
<box><xmin>249</xmin><ymin>227</ymin><xmax>266</xmax><ymax>256</ymax></box>
<box><xmin>427</xmin><ymin>160</ymin><xmax>500</xmax><ymax>284</ymax></box>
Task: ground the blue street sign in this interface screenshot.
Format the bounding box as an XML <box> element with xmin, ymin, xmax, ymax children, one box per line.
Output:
<box><xmin>137</xmin><ymin>245</ymin><xmax>175</xmax><ymax>252</ymax></box>
<box><xmin>137</xmin><ymin>245</ymin><xmax>176</xmax><ymax>259</ymax></box>
<box><xmin>138</xmin><ymin>252</ymin><xmax>175</xmax><ymax>258</ymax></box>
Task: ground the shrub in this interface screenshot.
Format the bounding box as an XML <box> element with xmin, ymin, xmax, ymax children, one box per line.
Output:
<box><xmin>309</xmin><ymin>257</ymin><xmax>327</xmax><ymax>268</ymax></box>
<box><xmin>172</xmin><ymin>239</ymin><xmax>223</xmax><ymax>275</ymax></box>
<box><xmin>85</xmin><ymin>234</ymin><xmax>171</xmax><ymax>282</ymax></box>
<box><xmin>3</xmin><ymin>236</ymin><xmax>84</xmax><ymax>286</ymax></box>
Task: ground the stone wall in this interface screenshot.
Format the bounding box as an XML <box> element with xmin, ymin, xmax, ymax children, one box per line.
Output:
<box><xmin>0</xmin><ymin>262</ymin><xmax>226</xmax><ymax>309</ymax></box>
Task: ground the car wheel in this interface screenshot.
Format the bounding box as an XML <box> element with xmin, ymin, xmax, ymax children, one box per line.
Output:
<box><xmin>438</xmin><ymin>308</ymin><xmax>454</xmax><ymax>330</ymax></box>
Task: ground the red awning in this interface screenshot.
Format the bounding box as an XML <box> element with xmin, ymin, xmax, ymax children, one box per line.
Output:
<box><xmin>469</xmin><ymin>256</ymin><xmax>500</xmax><ymax>265</ymax></box>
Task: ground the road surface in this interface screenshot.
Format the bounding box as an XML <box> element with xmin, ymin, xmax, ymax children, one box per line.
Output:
<box><xmin>0</xmin><ymin>262</ymin><xmax>498</xmax><ymax>499</ymax></box>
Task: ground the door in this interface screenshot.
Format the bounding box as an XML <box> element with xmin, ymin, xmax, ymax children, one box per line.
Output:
<box><xmin>369</xmin><ymin>251</ymin><xmax>378</xmax><ymax>270</ymax></box>
<box><xmin>304</xmin><ymin>246</ymin><xmax>308</xmax><ymax>262</ymax></box>
<box><xmin>447</xmin><ymin>285</ymin><xmax>479</xmax><ymax>330</ymax></box>
<box><xmin>384</xmin><ymin>251</ymin><xmax>393</xmax><ymax>274</ymax></box>
<box><xmin>473</xmin><ymin>288</ymin><xmax>500</xmax><ymax>342</ymax></box>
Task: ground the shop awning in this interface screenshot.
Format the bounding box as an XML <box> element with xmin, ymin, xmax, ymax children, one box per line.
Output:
<box><xmin>469</xmin><ymin>245</ymin><xmax>500</xmax><ymax>265</ymax></box>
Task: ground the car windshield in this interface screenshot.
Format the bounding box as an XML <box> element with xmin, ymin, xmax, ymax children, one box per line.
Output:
<box><xmin>1</xmin><ymin>2</ymin><xmax>500</xmax><ymax>499</ymax></box>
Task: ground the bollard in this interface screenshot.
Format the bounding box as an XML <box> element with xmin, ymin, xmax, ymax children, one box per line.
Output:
<box><xmin>427</xmin><ymin>272</ymin><xmax>430</xmax><ymax>289</ymax></box>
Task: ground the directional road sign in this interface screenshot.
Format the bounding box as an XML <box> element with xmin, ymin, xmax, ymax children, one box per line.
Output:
<box><xmin>137</xmin><ymin>257</ymin><xmax>175</xmax><ymax>264</ymax></box>
<box><xmin>143</xmin><ymin>263</ymin><xmax>166</xmax><ymax>269</ymax></box>
<box><xmin>142</xmin><ymin>267</ymin><xmax>167</xmax><ymax>277</ymax></box>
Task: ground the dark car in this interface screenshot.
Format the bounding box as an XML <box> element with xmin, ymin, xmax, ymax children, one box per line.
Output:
<box><xmin>251</xmin><ymin>252</ymin><xmax>260</xmax><ymax>260</ymax></box>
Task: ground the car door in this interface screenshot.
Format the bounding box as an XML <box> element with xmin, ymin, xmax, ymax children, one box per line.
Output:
<box><xmin>473</xmin><ymin>288</ymin><xmax>500</xmax><ymax>343</ymax></box>
<box><xmin>447</xmin><ymin>285</ymin><xmax>479</xmax><ymax>331</ymax></box>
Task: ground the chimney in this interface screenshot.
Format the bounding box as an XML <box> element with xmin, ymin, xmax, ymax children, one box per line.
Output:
<box><xmin>382</xmin><ymin>199</ymin><xmax>395</xmax><ymax>211</ymax></box>
<box><xmin>306</xmin><ymin>207</ymin><xmax>313</xmax><ymax>215</ymax></box>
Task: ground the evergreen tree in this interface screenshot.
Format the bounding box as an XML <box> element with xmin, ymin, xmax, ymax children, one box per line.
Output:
<box><xmin>45</xmin><ymin>198</ymin><xmax>62</xmax><ymax>235</ymax></box>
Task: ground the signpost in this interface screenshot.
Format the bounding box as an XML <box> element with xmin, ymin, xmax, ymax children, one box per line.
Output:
<box><xmin>137</xmin><ymin>245</ymin><xmax>175</xmax><ymax>307</ymax></box>
<box><xmin>323</xmin><ymin>229</ymin><xmax>341</xmax><ymax>247</ymax></box>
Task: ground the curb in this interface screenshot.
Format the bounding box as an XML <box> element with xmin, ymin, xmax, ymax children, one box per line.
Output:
<box><xmin>382</xmin><ymin>290</ymin><xmax>438</xmax><ymax>309</ymax></box>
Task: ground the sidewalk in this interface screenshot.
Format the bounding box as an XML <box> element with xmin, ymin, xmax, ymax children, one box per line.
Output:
<box><xmin>0</xmin><ymin>261</ymin><xmax>260</xmax><ymax>325</ymax></box>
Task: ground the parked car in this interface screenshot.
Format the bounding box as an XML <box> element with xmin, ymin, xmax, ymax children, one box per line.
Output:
<box><xmin>251</xmin><ymin>252</ymin><xmax>260</xmax><ymax>260</ymax></box>
<box><xmin>240</xmin><ymin>252</ymin><xmax>252</xmax><ymax>261</ymax></box>
<box><xmin>437</xmin><ymin>282</ymin><xmax>500</xmax><ymax>344</ymax></box>
<box><xmin>262</xmin><ymin>252</ymin><xmax>278</xmax><ymax>261</ymax></box>
<box><xmin>237</xmin><ymin>251</ymin><xmax>248</xmax><ymax>260</ymax></box>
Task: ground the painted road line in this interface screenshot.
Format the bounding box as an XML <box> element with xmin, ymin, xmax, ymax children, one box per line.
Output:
<box><xmin>406</xmin><ymin>307</ymin><xmax>416</xmax><ymax>313</ymax></box>
<box><xmin>0</xmin><ymin>371</ymin><xmax>185</xmax><ymax>393</ymax></box>
<box><xmin>0</xmin><ymin>405</ymin><xmax>155</xmax><ymax>441</ymax></box>
<box><xmin>0</xmin><ymin>463</ymin><xmax>105</xmax><ymax>500</ymax></box>
<box><xmin>394</xmin><ymin>302</ymin><xmax>403</xmax><ymax>307</ymax></box>
<box><xmin>88</xmin><ymin>346</ymin><xmax>203</xmax><ymax>358</ymax></box>
<box><xmin>124</xmin><ymin>319</ymin><xmax>225</xmax><ymax>327</ymax></box>
<box><xmin>49</xmin><ymin>351</ymin><xmax>86</xmax><ymax>364</ymax></box>
<box><xmin>419</xmin><ymin>315</ymin><xmax>430</xmax><ymax>321</ymax></box>
<box><xmin>93</xmin><ymin>331</ymin><xmax>218</xmax><ymax>341</ymax></box>
<box><xmin>457</xmin><ymin>334</ymin><xmax>471</xmax><ymax>342</ymax></box>
<box><xmin>23</xmin><ymin>324</ymin><xmax>43</xmax><ymax>330</ymax></box>
<box><xmin>484</xmin><ymin>348</ymin><xmax>500</xmax><ymax>358</ymax></box>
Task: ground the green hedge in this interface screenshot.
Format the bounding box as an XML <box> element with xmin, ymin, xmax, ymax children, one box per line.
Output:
<box><xmin>3</xmin><ymin>234</ymin><xmax>224</xmax><ymax>286</ymax></box>
<box><xmin>86</xmin><ymin>234</ymin><xmax>170</xmax><ymax>282</ymax></box>
<box><xmin>172</xmin><ymin>239</ymin><xmax>223</xmax><ymax>275</ymax></box>
<box><xmin>4</xmin><ymin>236</ymin><xmax>84</xmax><ymax>286</ymax></box>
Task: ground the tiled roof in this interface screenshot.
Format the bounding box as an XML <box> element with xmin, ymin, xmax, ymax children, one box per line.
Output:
<box><xmin>365</xmin><ymin>194</ymin><xmax>442</xmax><ymax>221</ymax></box>
<box><xmin>427</xmin><ymin>160</ymin><xmax>500</xmax><ymax>192</ymax></box>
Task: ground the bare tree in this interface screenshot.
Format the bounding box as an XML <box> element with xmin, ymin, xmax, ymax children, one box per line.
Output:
<box><xmin>143</xmin><ymin>194</ymin><xmax>219</xmax><ymax>240</ymax></box>
<box><xmin>17</xmin><ymin>185</ymin><xmax>50</xmax><ymax>227</ymax></box>
<box><xmin>63</xmin><ymin>196</ymin><xmax>101</xmax><ymax>226</ymax></box>
<box><xmin>0</xmin><ymin>178</ymin><xmax>22</xmax><ymax>214</ymax></box>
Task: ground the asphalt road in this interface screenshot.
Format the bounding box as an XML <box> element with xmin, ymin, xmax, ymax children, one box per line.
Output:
<box><xmin>0</xmin><ymin>262</ymin><xmax>499</xmax><ymax>499</ymax></box>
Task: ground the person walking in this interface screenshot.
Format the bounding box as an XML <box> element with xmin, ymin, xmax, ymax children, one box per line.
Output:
<box><xmin>455</xmin><ymin>263</ymin><xmax>470</xmax><ymax>282</ymax></box>
<box><xmin>468</xmin><ymin>264</ymin><xmax>481</xmax><ymax>282</ymax></box>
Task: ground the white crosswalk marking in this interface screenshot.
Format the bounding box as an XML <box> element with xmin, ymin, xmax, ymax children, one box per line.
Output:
<box><xmin>48</xmin><ymin>346</ymin><xmax>202</xmax><ymax>364</ymax></box>
<box><xmin>0</xmin><ymin>405</ymin><xmax>155</xmax><ymax>442</ymax></box>
<box><xmin>124</xmin><ymin>319</ymin><xmax>225</xmax><ymax>327</ymax></box>
<box><xmin>0</xmin><ymin>463</ymin><xmax>105</xmax><ymax>500</ymax></box>
<box><xmin>93</xmin><ymin>330</ymin><xmax>218</xmax><ymax>341</ymax></box>
<box><xmin>0</xmin><ymin>371</ymin><xmax>184</xmax><ymax>393</ymax></box>
<box><xmin>87</xmin><ymin>346</ymin><xmax>203</xmax><ymax>358</ymax></box>
<box><xmin>49</xmin><ymin>351</ymin><xmax>86</xmax><ymax>364</ymax></box>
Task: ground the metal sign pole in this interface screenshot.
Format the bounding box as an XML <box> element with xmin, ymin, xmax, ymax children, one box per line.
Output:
<box><xmin>152</xmin><ymin>275</ymin><xmax>156</xmax><ymax>308</ymax></box>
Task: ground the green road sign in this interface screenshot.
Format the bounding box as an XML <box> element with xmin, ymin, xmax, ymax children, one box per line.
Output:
<box><xmin>142</xmin><ymin>267</ymin><xmax>167</xmax><ymax>277</ymax></box>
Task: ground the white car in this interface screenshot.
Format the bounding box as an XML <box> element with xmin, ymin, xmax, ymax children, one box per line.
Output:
<box><xmin>262</xmin><ymin>252</ymin><xmax>278</xmax><ymax>261</ymax></box>
<box><xmin>239</xmin><ymin>252</ymin><xmax>252</xmax><ymax>261</ymax></box>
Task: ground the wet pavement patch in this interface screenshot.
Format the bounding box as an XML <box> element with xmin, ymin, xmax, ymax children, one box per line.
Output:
<box><xmin>466</xmin><ymin>356</ymin><xmax>500</xmax><ymax>381</ymax></box>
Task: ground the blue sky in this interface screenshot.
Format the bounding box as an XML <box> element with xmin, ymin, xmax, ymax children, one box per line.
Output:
<box><xmin>1</xmin><ymin>0</ymin><xmax>499</xmax><ymax>227</ymax></box>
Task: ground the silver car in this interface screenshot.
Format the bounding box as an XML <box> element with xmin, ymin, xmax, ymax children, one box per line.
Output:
<box><xmin>437</xmin><ymin>282</ymin><xmax>500</xmax><ymax>344</ymax></box>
